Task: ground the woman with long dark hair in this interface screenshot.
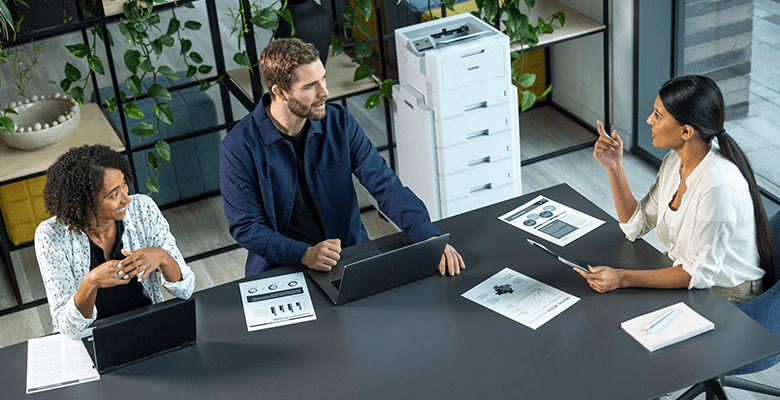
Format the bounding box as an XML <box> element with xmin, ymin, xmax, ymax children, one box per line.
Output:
<box><xmin>577</xmin><ymin>75</ymin><xmax>773</xmax><ymax>304</ymax></box>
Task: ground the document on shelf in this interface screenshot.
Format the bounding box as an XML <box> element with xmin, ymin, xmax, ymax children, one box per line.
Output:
<box><xmin>462</xmin><ymin>267</ymin><xmax>579</xmax><ymax>330</ymax></box>
<box><xmin>498</xmin><ymin>195</ymin><xmax>605</xmax><ymax>246</ymax></box>
<box><xmin>239</xmin><ymin>272</ymin><xmax>317</xmax><ymax>332</ymax></box>
<box><xmin>26</xmin><ymin>333</ymin><xmax>100</xmax><ymax>394</ymax></box>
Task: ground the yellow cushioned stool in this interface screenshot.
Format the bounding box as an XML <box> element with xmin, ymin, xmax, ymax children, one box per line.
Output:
<box><xmin>0</xmin><ymin>175</ymin><xmax>50</xmax><ymax>246</ymax></box>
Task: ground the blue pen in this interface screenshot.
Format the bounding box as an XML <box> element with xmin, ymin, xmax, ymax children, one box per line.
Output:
<box><xmin>645</xmin><ymin>308</ymin><xmax>679</xmax><ymax>334</ymax></box>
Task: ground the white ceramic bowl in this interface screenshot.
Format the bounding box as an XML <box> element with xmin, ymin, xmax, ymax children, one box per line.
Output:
<box><xmin>0</xmin><ymin>93</ymin><xmax>81</xmax><ymax>151</ymax></box>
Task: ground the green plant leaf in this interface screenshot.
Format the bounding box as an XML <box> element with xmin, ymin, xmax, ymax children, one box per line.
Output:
<box><xmin>156</xmin><ymin>140</ymin><xmax>171</xmax><ymax>162</ymax></box>
<box><xmin>130</xmin><ymin>122</ymin><xmax>156</xmax><ymax>136</ymax></box>
<box><xmin>199</xmin><ymin>80</ymin><xmax>211</xmax><ymax>91</ymax></box>
<box><xmin>186</xmin><ymin>65</ymin><xmax>197</xmax><ymax>78</ymax></box>
<box><xmin>250</xmin><ymin>9</ymin><xmax>279</xmax><ymax>31</ymax></box>
<box><xmin>380</xmin><ymin>79</ymin><xmax>395</xmax><ymax>99</ymax></box>
<box><xmin>166</xmin><ymin>18</ymin><xmax>180</xmax><ymax>35</ymax></box>
<box><xmin>355</xmin><ymin>0</ymin><xmax>372</xmax><ymax>20</ymax></box>
<box><xmin>151</xmin><ymin>39</ymin><xmax>163</xmax><ymax>58</ymax></box>
<box><xmin>216</xmin><ymin>75</ymin><xmax>225</xmax><ymax>84</ymax></box>
<box><xmin>184</xmin><ymin>20</ymin><xmax>202</xmax><ymax>30</ymax></box>
<box><xmin>124</xmin><ymin>102</ymin><xmax>145</xmax><ymax>119</ymax></box>
<box><xmin>88</xmin><ymin>55</ymin><xmax>105</xmax><ymax>75</ymax></box>
<box><xmin>180</xmin><ymin>39</ymin><xmax>192</xmax><ymax>55</ymax></box>
<box><xmin>353</xmin><ymin>64</ymin><xmax>374</xmax><ymax>81</ymax></box>
<box><xmin>64</xmin><ymin>62</ymin><xmax>81</xmax><ymax>82</ymax></box>
<box><xmin>355</xmin><ymin>18</ymin><xmax>371</xmax><ymax>38</ymax></box>
<box><xmin>147</xmin><ymin>152</ymin><xmax>160</xmax><ymax>169</ymax></box>
<box><xmin>520</xmin><ymin>90</ymin><xmax>536</xmax><ymax>112</ymax></box>
<box><xmin>125</xmin><ymin>75</ymin><xmax>143</xmax><ymax>97</ymax></box>
<box><xmin>146</xmin><ymin>177</ymin><xmax>160</xmax><ymax>193</ymax></box>
<box><xmin>147</xmin><ymin>13</ymin><xmax>161</xmax><ymax>26</ymax></box>
<box><xmin>60</xmin><ymin>78</ymin><xmax>72</xmax><ymax>92</ymax></box>
<box><xmin>553</xmin><ymin>11</ymin><xmax>565</xmax><ymax>27</ymax></box>
<box><xmin>65</xmin><ymin>43</ymin><xmax>90</xmax><ymax>58</ymax></box>
<box><xmin>105</xmin><ymin>96</ymin><xmax>117</xmax><ymax>112</ymax></box>
<box><xmin>198</xmin><ymin>65</ymin><xmax>213</xmax><ymax>74</ymax></box>
<box><xmin>139</xmin><ymin>58</ymin><xmax>155</xmax><ymax>73</ymax></box>
<box><xmin>332</xmin><ymin>37</ymin><xmax>345</xmax><ymax>57</ymax></box>
<box><xmin>148</xmin><ymin>83</ymin><xmax>172</xmax><ymax>100</ymax></box>
<box><xmin>124</xmin><ymin>50</ymin><xmax>142</xmax><ymax>74</ymax></box>
<box><xmin>158</xmin><ymin>65</ymin><xmax>181</xmax><ymax>82</ymax></box>
<box><xmin>71</xmin><ymin>86</ymin><xmax>85</xmax><ymax>105</ymax></box>
<box><xmin>354</xmin><ymin>40</ymin><xmax>372</xmax><ymax>61</ymax></box>
<box><xmin>364</xmin><ymin>93</ymin><xmax>381</xmax><ymax>109</ymax></box>
<box><xmin>0</xmin><ymin>116</ymin><xmax>15</xmax><ymax>134</ymax></box>
<box><xmin>524</xmin><ymin>0</ymin><xmax>536</xmax><ymax>11</ymax></box>
<box><xmin>155</xmin><ymin>103</ymin><xmax>174</xmax><ymax>125</ymax></box>
<box><xmin>233</xmin><ymin>51</ymin><xmax>251</xmax><ymax>69</ymax></box>
<box><xmin>517</xmin><ymin>73</ymin><xmax>535</xmax><ymax>88</ymax></box>
<box><xmin>159</xmin><ymin>34</ymin><xmax>175</xmax><ymax>47</ymax></box>
<box><xmin>190</xmin><ymin>52</ymin><xmax>203</xmax><ymax>64</ymax></box>
<box><xmin>183</xmin><ymin>2</ymin><xmax>194</xmax><ymax>8</ymax></box>
<box><xmin>4</xmin><ymin>108</ymin><xmax>18</xmax><ymax>115</ymax></box>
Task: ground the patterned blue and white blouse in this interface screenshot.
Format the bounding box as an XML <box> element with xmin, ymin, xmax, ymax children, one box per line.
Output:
<box><xmin>35</xmin><ymin>194</ymin><xmax>195</xmax><ymax>338</ymax></box>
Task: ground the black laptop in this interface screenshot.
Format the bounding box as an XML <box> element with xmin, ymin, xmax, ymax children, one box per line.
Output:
<box><xmin>308</xmin><ymin>234</ymin><xmax>449</xmax><ymax>305</ymax></box>
<box><xmin>82</xmin><ymin>297</ymin><xmax>197</xmax><ymax>373</ymax></box>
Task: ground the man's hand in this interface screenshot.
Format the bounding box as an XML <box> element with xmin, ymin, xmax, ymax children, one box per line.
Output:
<box><xmin>302</xmin><ymin>239</ymin><xmax>342</xmax><ymax>271</ymax></box>
<box><xmin>434</xmin><ymin>240</ymin><xmax>465</xmax><ymax>276</ymax></box>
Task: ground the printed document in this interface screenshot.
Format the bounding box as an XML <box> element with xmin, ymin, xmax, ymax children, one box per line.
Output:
<box><xmin>26</xmin><ymin>333</ymin><xmax>99</xmax><ymax>394</ymax></box>
<box><xmin>498</xmin><ymin>195</ymin><xmax>605</xmax><ymax>246</ymax></box>
<box><xmin>239</xmin><ymin>272</ymin><xmax>317</xmax><ymax>331</ymax></box>
<box><xmin>462</xmin><ymin>267</ymin><xmax>579</xmax><ymax>330</ymax></box>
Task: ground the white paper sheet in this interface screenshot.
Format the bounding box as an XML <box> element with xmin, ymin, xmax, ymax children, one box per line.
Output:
<box><xmin>498</xmin><ymin>195</ymin><xmax>605</xmax><ymax>246</ymax></box>
<box><xmin>462</xmin><ymin>267</ymin><xmax>579</xmax><ymax>330</ymax></box>
<box><xmin>239</xmin><ymin>272</ymin><xmax>317</xmax><ymax>331</ymax></box>
<box><xmin>26</xmin><ymin>333</ymin><xmax>100</xmax><ymax>394</ymax></box>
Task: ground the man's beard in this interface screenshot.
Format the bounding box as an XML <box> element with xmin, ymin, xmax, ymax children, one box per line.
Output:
<box><xmin>287</xmin><ymin>96</ymin><xmax>327</xmax><ymax>121</ymax></box>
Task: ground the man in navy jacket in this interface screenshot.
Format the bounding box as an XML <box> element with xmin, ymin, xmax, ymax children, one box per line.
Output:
<box><xmin>219</xmin><ymin>38</ymin><xmax>464</xmax><ymax>277</ymax></box>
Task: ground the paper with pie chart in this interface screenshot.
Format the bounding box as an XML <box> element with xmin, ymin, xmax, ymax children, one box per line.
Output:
<box><xmin>239</xmin><ymin>272</ymin><xmax>317</xmax><ymax>331</ymax></box>
<box><xmin>498</xmin><ymin>195</ymin><xmax>605</xmax><ymax>246</ymax></box>
<box><xmin>462</xmin><ymin>267</ymin><xmax>579</xmax><ymax>330</ymax></box>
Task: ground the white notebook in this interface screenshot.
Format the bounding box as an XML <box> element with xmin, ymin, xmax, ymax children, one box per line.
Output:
<box><xmin>621</xmin><ymin>302</ymin><xmax>714</xmax><ymax>352</ymax></box>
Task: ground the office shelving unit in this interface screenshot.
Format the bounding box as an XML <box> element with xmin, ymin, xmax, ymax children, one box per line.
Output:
<box><xmin>0</xmin><ymin>0</ymin><xmax>251</xmax><ymax>316</ymax></box>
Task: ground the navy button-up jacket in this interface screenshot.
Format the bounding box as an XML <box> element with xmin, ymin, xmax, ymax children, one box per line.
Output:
<box><xmin>220</xmin><ymin>94</ymin><xmax>440</xmax><ymax>276</ymax></box>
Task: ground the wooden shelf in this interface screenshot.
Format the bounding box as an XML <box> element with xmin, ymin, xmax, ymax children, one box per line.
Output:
<box><xmin>509</xmin><ymin>0</ymin><xmax>605</xmax><ymax>52</ymax></box>
<box><xmin>227</xmin><ymin>50</ymin><xmax>379</xmax><ymax>103</ymax></box>
<box><xmin>0</xmin><ymin>103</ymin><xmax>125</xmax><ymax>183</ymax></box>
<box><xmin>102</xmin><ymin>0</ymin><xmax>173</xmax><ymax>17</ymax></box>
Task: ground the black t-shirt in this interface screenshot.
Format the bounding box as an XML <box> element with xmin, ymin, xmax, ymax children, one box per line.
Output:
<box><xmin>87</xmin><ymin>220</ymin><xmax>152</xmax><ymax>320</ymax></box>
<box><xmin>280</xmin><ymin>127</ymin><xmax>328</xmax><ymax>246</ymax></box>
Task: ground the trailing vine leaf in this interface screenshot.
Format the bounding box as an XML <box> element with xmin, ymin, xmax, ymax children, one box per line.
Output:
<box><xmin>65</xmin><ymin>43</ymin><xmax>89</xmax><ymax>58</ymax></box>
<box><xmin>354</xmin><ymin>64</ymin><xmax>373</xmax><ymax>81</ymax></box>
<box><xmin>146</xmin><ymin>177</ymin><xmax>160</xmax><ymax>193</ymax></box>
<box><xmin>151</xmin><ymin>38</ymin><xmax>163</xmax><ymax>57</ymax></box>
<box><xmin>186</xmin><ymin>65</ymin><xmax>197</xmax><ymax>78</ymax></box>
<box><xmin>124</xmin><ymin>49</ymin><xmax>142</xmax><ymax>73</ymax></box>
<box><xmin>380</xmin><ymin>79</ymin><xmax>395</xmax><ymax>99</ymax></box>
<box><xmin>332</xmin><ymin>36</ymin><xmax>345</xmax><ymax>57</ymax></box>
<box><xmin>517</xmin><ymin>73</ymin><xmax>535</xmax><ymax>88</ymax></box>
<box><xmin>0</xmin><ymin>116</ymin><xmax>15</xmax><ymax>134</ymax></box>
<box><xmin>148</xmin><ymin>83</ymin><xmax>172</xmax><ymax>100</ymax></box>
<box><xmin>71</xmin><ymin>86</ymin><xmax>84</xmax><ymax>105</ymax></box>
<box><xmin>180</xmin><ymin>39</ymin><xmax>192</xmax><ymax>55</ymax></box>
<box><xmin>280</xmin><ymin>9</ymin><xmax>294</xmax><ymax>35</ymax></box>
<box><xmin>139</xmin><ymin>58</ymin><xmax>154</xmax><ymax>73</ymax></box>
<box><xmin>167</xmin><ymin>18</ymin><xmax>180</xmax><ymax>35</ymax></box>
<box><xmin>199</xmin><ymin>80</ymin><xmax>211</xmax><ymax>91</ymax></box>
<box><xmin>198</xmin><ymin>65</ymin><xmax>213</xmax><ymax>74</ymax></box>
<box><xmin>64</xmin><ymin>62</ymin><xmax>81</xmax><ymax>81</ymax></box>
<box><xmin>155</xmin><ymin>103</ymin><xmax>174</xmax><ymax>125</ymax></box>
<box><xmin>234</xmin><ymin>51</ymin><xmax>251</xmax><ymax>69</ymax></box>
<box><xmin>124</xmin><ymin>103</ymin><xmax>145</xmax><ymax>119</ymax></box>
<box><xmin>157</xmin><ymin>65</ymin><xmax>181</xmax><ymax>82</ymax></box>
<box><xmin>365</xmin><ymin>93</ymin><xmax>381</xmax><ymax>109</ymax></box>
<box><xmin>88</xmin><ymin>55</ymin><xmax>104</xmax><ymax>75</ymax></box>
<box><xmin>130</xmin><ymin>122</ymin><xmax>156</xmax><ymax>136</ymax></box>
<box><xmin>159</xmin><ymin>34</ymin><xmax>175</xmax><ymax>47</ymax></box>
<box><xmin>520</xmin><ymin>90</ymin><xmax>536</xmax><ymax>112</ymax></box>
<box><xmin>190</xmin><ymin>52</ymin><xmax>203</xmax><ymax>64</ymax></box>
<box><xmin>156</xmin><ymin>140</ymin><xmax>171</xmax><ymax>162</ymax></box>
<box><xmin>250</xmin><ymin>8</ymin><xmax>279</xmax><ymax>31</ymax></box>
<box><xmin>147</xmin><ymin>151</ymin><xmax>161</xmax><ymax>169</ymax></box>
<box><xmin>354</xmin><ymin>41</ymin><xmax>372</xmax><ymax>61</ymax></box>
<box><xmin>125</xmin><ymin>75</ymin><xmax>143</xmax><ymax>97</ymax></box>
<box><xmin>184</xmin><ymin>20</ymin><xmax>201</xmax><ymax>30</ymax></box>
<box><xmin>355</xmin><ymin>0</ymin><xmax>372</xmax><ymax>21</ymax></box>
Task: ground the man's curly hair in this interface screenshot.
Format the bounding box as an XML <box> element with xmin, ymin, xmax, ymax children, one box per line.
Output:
<box><xmin>43</xmin><ymin>144</ymin><xmax>133</xmax><ymax>232</ymax></box>
<box><xmin>260</xmin><ymin>38</ymin><xmax>320</xmax><ymax>98</ymax></box>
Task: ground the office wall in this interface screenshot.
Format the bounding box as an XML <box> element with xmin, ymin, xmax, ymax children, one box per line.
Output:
<box><xmin>550</xmin><ymin>0</ymin><xmax>636</xmax><ymax>150</ymax></box>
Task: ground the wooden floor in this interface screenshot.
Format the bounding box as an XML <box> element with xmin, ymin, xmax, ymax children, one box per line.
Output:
<box><xmin>1</xmin><ymin>105</ymin><xmax>779</xmax><ymax>399</ymax></box>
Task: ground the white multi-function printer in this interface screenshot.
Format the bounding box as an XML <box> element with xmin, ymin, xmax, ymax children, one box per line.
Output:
<box><xmin>393</xmin><ymin>13</ymin><xmax>521</xmax><ymax>220</ymax></box>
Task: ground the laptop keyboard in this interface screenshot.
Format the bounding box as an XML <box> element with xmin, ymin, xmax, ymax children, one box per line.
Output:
<box><xmin>331</xmin><ymin>278</ymin><xmax>342</xmax><ymax>291</ymax></box>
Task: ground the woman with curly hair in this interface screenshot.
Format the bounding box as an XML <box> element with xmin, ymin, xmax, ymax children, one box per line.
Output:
<box><xmin>35</xmin><ymin>144</ymin><xmax>194</xmax><ymax>338</ymax></box>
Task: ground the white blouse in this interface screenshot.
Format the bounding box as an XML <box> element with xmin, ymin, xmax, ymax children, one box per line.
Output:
<box><xmin>35</xmin><ymin>194</ymin><xmax>195</xmax><ymax>338</ymax></box>
<box><xmin>620</xmin><ymin>146</ymin><xmax>764</xmax><ymax>289</ymax></box>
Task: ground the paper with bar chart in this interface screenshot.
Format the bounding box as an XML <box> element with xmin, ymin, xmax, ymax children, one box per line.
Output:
<box><xmin>462</xmin><ymin>267</ymin><xmax>579</xmax><ymax>330</ymax></box>
<box><xmin>239</xmin><ymin>272</ymin><xmax>317</xmax><ymax>331</ymax></box>
<box><xmin>498</xmin><ymin>195</ymin><xmax>605</xmax><ymax>246</ymax></box>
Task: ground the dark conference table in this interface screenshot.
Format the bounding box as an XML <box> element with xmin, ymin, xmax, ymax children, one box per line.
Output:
<box><xmin>4</xmin><ymin>183</ymin><xmax>780</xmax><ymax>399</ymax></box>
